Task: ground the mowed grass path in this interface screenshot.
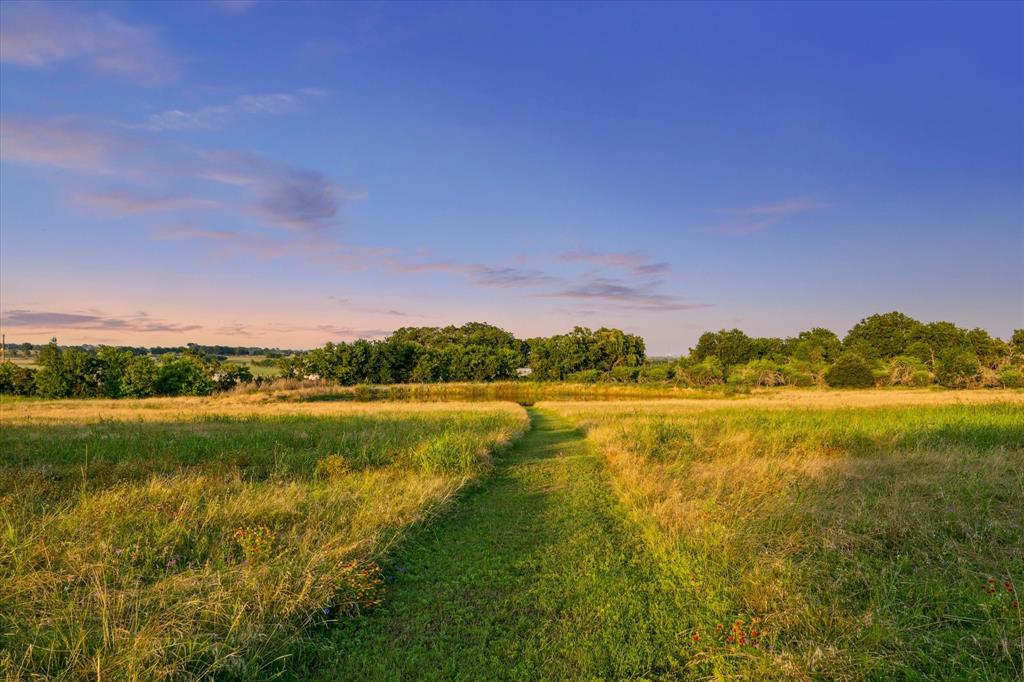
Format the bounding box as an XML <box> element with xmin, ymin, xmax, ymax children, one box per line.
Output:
<box><xmin>299</xmin><ymin>408</ymin><xmax>689</xmax><ymax>679</ymax></box>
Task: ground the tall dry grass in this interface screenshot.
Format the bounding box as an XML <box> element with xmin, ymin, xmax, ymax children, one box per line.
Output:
<box><xmin>547</xmin><ymin>396</ymin><xmax>1024</xmax><ymax>679</ymax></box>
<box><xmin>1</xmin><ymin>399</ymin><xmax>527</xmax><ymax>679</ymax></box>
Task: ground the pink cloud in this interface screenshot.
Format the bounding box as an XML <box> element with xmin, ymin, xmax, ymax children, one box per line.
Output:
<box><xmin>0</xmin><ymin>3</ymin><xmax>179</xmax><ymax>85</ymax></box>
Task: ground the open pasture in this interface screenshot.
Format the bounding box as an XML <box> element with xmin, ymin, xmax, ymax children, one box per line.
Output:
<box><xmin>0</xmin><ymin>399</ymin><xmax>527</xmax><ymax>679</ymax></box>
<box><xmin>547</xmin><ymin>392</ymin><xmax>1024</xmax><ymax>679</ymax></box>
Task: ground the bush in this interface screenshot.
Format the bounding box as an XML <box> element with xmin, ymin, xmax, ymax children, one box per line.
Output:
<box><xmin>680</xmin><ymin>357</ymin><xmax>724</xmax><ymax>388</ymax></box>
<box><xmin>609</xmin><ymin>365</ymin><xmax>641</xmax><ymax>383</ymax></box>
<box><xmin>566</xmin><ymin>369</ymin><xmax>602</xmax><ymax>384</ymax></box>
<box><xmin>636</xmin><ymin>365</ymin><xmax>670</xmax><ymax>383</ymax></box>
<box><xmin>998</xmin><ymin>367</ymin><xmax>1024</xmax><ymax>388</ymax></box>
<box><xmin>155</xmin><ymin>357</ymin><xmax>215</xmax><ymax>396</ymax></box>
<box><xmin>910</xmin><ymin>370</ymin><xmax>933</xmax><ymax>387</ymax></box>
<box><xmin>824</xmin><ymin>353</ymin><xmax>875</xmax><ymax>388</ymax></box>
<box><xmin>888</xmin><ymin>355</ymin><xmax>928</xmax><ymax>386</ymax></box>
<box><xmin>0</xmin><ymin>361</ymin><xmax>37</xmax><ymax>395</ymax></box>
<box><xmin>781</xmin><ymin>360</ymin><xmax>820</xmax><ymax>387</ymax></box>
<box><xmin>726</xmin><ymin>359</ymin><xmax>785</xmax><ymax>387</ymax></box>
<box><xmin>934</xmin><ymin>350</ymin><xmax>981</xmax><ymax>389</ymax></box>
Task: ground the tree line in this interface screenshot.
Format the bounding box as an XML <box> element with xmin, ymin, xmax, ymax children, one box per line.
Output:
<box><xmin>0</xmin><ymin>343</ymin><xmax>254</xmax><ymax>398</ymax></box>
<box><xmin>2</xmin><ymin>313</ymin><xmax>1022</xmax><ymax>397</ymax></box>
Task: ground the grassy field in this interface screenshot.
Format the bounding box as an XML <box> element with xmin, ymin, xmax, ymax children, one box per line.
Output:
<box><xmin>548</xmin><ymin>393</ymin><xmax>1024</xmax><ymax>679</ymax></box>
<box><xmin>0</xmin><ymin>399</ymin><xmax>527</xmax><ymax>679</ymax></box>
<box><xmin>2</xmin><ymin>388</ymin><xmax>1021</xmax><ymax>680</ymax></box>
<box><xmin>224</xmin><ymin>355</ymin><xmax>282</xmax><ymax>379</ymax></box>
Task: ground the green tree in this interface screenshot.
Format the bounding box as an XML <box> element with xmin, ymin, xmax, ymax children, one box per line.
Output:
<box><xmin>934</xmin><ymin>349</ymin><xmax>981</xmax><ymax>389</ymax></box>
<box><xmin>155</xmin><ymin>356</ymin><xmax>215</xmax><ymax>396</ymax></box>
<box><xmin>824</xmin><ymin>353</ymin><xmax>875</xmax><ymax>388</ymax></box>
<box><xmin>122</xmin><ymin>355</ymin><xmax>158</xmax><ymax>397</ymax></box>
<box><xmin>843</xmin><ymin>312</ymin><xmax>923</xmax><ymax>360</ymax></box>
<box><xmin>790</xmin><ymin>327</ymin><xmax>842</xmax><ymax>363</ymax></box>
<box><xmin>0</xmin><ymin>361</ymin><xmax>37</xmax><ymax>395</ymax></box>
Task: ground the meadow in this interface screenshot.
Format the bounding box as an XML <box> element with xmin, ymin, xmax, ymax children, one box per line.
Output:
<box><xmin>0</xmin><ymin>398</ymin><xmax>527</xmax><ymax>679</ymax></box>
<box><xmin>548</xmin><ymin>393</ymin><xmax>1024</xmax><ymax>679</ymax></box>
<box><xmin>1</xmin><ymin>388</ymin><xmax>1021</xmax><ymax>680</ymax></box>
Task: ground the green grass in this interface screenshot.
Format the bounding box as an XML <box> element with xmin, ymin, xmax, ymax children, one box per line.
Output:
<box><xmin>287</xmin><ymin>409</ymin><xmax>693</xmax><ymax>679</ymax></box>
<box><xmin>225</xmin><ymin>355</ymin><xmax>281</xmax><ymax>378</ymax></box>
<box><xmin>549</xmin><ymin>400</ymin><xmax>1024</xmax><ymax>679</ymax></box>
<box><xmin>3</xmin><ymin>392</ymin><xmax>1021</xmax><ymax>680</ymax></box>
<box><xmin>0</xmin><ymin>403</ymin><xmax>526</xmax><ymax>679</ymax></box>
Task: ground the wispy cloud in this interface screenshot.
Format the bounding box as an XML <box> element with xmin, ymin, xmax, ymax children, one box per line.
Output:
<box><xmin>386</xmin><ymin>259</ymin><xmax>558</xmax><ymax>288</ymax></box>
<box><xmin>1</xmin><ymin>116</ymin><xmax>352</xmax><ymax>232</ymax></box>
<box><xmin>0</xmin><ymin>117</ymin><xmax>143</xmax><ymax>174</ymax></box>
<box><xmin>128</xmin><ymin>89</ymin><xmax>327</xmax><ymax>132</ymax></box>
<box><xmin>263</xmin><ymin>322</ymin><xmax>391</xmax><ymax>340</ymax></box>
<box><xmin>0</xmin><ymin>3</ymin><xmax>179</xmax><ymax>85</ymax></box>
<box><xmin>557</xmin><ymin>249</ymin><xmax>670</xmax><ymax>276</ymax></box>
<box><xmin>541</xmin><ymin>277</ymin><xmax>710</xmax><ymax>311</ymax></box>
<box><xmin>152</xmin><ymin>222</ymin><xmax>293</xmax><ymax>259</ymax></box>
<box><xmin>718</xmin><ymin>198</ymin><xmax>831</xmax><ymax>217</ymax></box>
<box><xmin>1</xmin><ymin>309</ymin><xmax>201</xmax><ymax>333</ymax></box>
<box><xmin>328</xmin><ymin>296</ymin><xmax>412</xmax><ymax>317</ymax></box>
<box><xmin>709</xmin><ymin>198</ymin><xmax>831</xmax><ymax>235</ymax></box>
<box><xmin>74</xmin><ymin>189</ymin><xmax>219</xmax><ymax>216</ymax></box>
<box><xmin>196</xmin><ymin>149</ymin><xmax>346</xmax><ymax>229</ymax></box>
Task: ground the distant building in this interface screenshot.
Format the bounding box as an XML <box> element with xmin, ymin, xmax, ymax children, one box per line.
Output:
<box><xmin>516</xmin><ymin>367</ymin><xmax>533</xmax><ymax>378</ymax></box>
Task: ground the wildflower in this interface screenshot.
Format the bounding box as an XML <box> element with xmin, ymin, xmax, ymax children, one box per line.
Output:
<box><xmin>716</xmin><ymin>623</ymin><xmax>723</xmax><ymax>631</ymax></box>
<box><xmin>691</xmin><ymin>634</ymin><xmax>700</xmax><ymax>642</ymax></box>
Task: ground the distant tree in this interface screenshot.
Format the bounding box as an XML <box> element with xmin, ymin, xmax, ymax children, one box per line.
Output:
<box><xmin>691</xmin><ymin>329</ymin><xmax>755</xmax><ymax>368</ymax></box>
<box><xmin>122</xmin><ymin>355</ymin><xmax>158</xmax><ymax>397</ymax></box>
<box><xmin>679</xmin><ymin>357</ymin><xmax>725</xmax><ymax>387</ymax></box>
<box><xmin>824</xmin><ymin>353</ymin><xmax>875</xmax><ymax>388</ymax></box>
<box><xmin>33</xmin><ymin>340</ymin><xmax>100</xmax><ymax>397</ymax></box>
<box><xmin>1012</xmin><ymin>329</ymin><xmax>1024</xmax><ymax>354</ymax></box>
<box><xmin>212</xmin><ymin>363</ymin><xmax>253</xmax><ymax>391</ymax></box>
<box><xmin>790</xmin><ymin>327</ymin><xmax>842</xmax><ymax>363</ymax></box>
<box><xmin>96</xmin><ymin>346</ymin><xmax>135</xmax><ymax>398</ymax></box>
<box><xmin>843</xmin><ymin>312</ymin><xmax>923</xmax><ymax>360</ymax></box>
<box><xmin>155</xmin><ymin>356</ymin><xmax>214</xmax><ymax>396</ymax></box>
<box><xmin>0</xmin><ymin>361</ymin><xmax>37</xmax><ymax>395</ymax></box>
<box><xmin>934</xmin><ymin>349</ymin><xmax>981</xmax><ymax>389</ymax></box>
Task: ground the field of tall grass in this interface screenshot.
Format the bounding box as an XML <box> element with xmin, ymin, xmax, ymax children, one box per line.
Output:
<box><xmin>0</xmin><ymin>399</ymin><xmax>527</xmax><ymax>679</ymax></box>
<box><xmin>547</xmin><ymin>392</ymin><xmax>1024</xmax><ymax>679</ymax></box>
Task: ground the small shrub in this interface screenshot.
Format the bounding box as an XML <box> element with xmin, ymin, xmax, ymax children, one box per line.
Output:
<box><xmin>910</xmin><ymin>369</ymin><xmax>933</xmax><ymax>387</ymax></box>
<box><xmin>681</xmin><ymin>358</ymin><xmax>724</xmax><ymax>388</ymax></box>
<box><xmin>824</xmin><ymin>353</ymin><xmax>875</xmax><ymax>388</ymax></box>
<box><xmin>935</xmin><ymin>350</ymin><xmax>981</xmax><ymax>389</ymax></box>
<box><xmin>567</xmin><ymin>369</ymin><xmax>602</xmax><ymax>384</ymax></box>
<box><xmin>998</xmin><ymin>367</ymin><xmax>1024</xmax><ymax>388</ymax></box>
<box><xmin>888</xmin><ymin>355</ymin><xmax>928</xmax><ymax>386</ymax></box>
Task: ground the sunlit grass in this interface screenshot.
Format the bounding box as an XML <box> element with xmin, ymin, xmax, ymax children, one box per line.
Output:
<box><xmin>0</xmin><ymin>399</ymin><xmax>527</xmax><ymax>679</ymax></box>
<box><xmin>547</xmin><ymin>396</ymin><xmax>1024</xmax><ymax>679</ymax></box>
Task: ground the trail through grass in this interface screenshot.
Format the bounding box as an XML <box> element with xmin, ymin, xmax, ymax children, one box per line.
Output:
<box><xmin>298</xmin><ymin>408</ymin><xmax>690</xmax><ymax>679</ymax></box>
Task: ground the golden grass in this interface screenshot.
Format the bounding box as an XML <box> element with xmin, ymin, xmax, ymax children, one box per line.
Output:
<box><xmin>1</xmin><ymin>398</ymin><xmax>528</xmax><ymax>679</ymax></box>
<box><xmin>545</xmin><ymin>396</ymin><xmax>1024</xmax><ymax>679</ymax></box>
<box><xmin>0</xmin><ymin>393</ymin><xmax>521</xmax><ymax>425</ymax></box>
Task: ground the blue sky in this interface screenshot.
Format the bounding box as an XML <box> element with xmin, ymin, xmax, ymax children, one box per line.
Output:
<box><xmin>1</xmin><ymin>0</ymin><xmax>1021</xmax><ymax>354</ymax></box>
